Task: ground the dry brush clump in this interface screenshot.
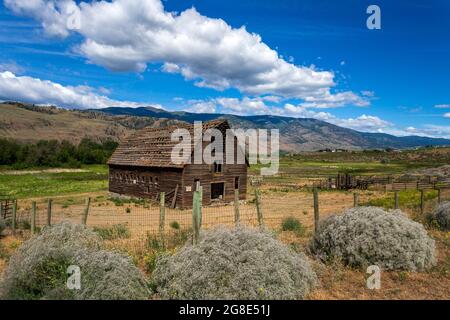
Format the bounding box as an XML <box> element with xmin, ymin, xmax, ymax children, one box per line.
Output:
<box><xmin>430</xmin><ymin>201</ymin><xmax>450</xmax><ymax>231</ymax></box>
<box><xmin>0</xmin><ymin>219</ymin><xmax>6</xmax><ymax>236</ymax></box>
<box><xmin>310</xmin><ymin>206</ymin><xmax>436</xmax><ymax>271</ymax></box>
<box><xmin>0</xmin><ymin>222</ymin><xmax>149</xmax><ymax>300</ymax></box>
<box><xmin>152</xmin><ymin>226</ymin><xmax>317</xmax><ymax>300</ymax></box>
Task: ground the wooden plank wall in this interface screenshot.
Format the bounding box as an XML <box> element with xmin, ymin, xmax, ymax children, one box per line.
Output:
<box><xmin>108</xmin><ymin>165</ymin><xmax>183</xmax><ymax>204</ymax></box>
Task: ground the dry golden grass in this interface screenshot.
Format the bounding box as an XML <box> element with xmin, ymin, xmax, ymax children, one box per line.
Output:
<box><xmin>3</xmin><ymin>186</ymin><xmax>449</xmax><ymax>300</ymax></box>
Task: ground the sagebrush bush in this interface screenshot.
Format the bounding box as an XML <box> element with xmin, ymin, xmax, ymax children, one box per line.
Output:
<box><xmin>152</xmin><ymin>226</ymin><xmax>317</xmax><ymax>300</ymax></box>
<box><xmin>431</xmin><ymin>201</ymin><xmax>450</xmax><ymax>231</ymax></box>
<box><xmin>0</xmin><ymin>222</ymin><xmax>149</xmax><ymax>300</ymax></box>
<box><xmin>310</xmin><ymin>206</ymin><xmax>436</xmax><ymax>271</ymax></box>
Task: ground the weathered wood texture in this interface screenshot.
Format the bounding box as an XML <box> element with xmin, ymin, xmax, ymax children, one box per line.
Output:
<box><xmin>108</xmin><ymin>120</ymin><xmax>248</xmax><ymax>208</ymax></box>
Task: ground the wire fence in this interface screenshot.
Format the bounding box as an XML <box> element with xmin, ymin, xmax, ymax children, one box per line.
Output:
<box><xmin>7</xmin><ymin>187</ymin><xmax>450</xmax><ymax>253</ymax></box>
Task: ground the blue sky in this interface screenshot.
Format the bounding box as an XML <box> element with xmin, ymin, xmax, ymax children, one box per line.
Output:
<box><xmin>0</xmin><ymin>0</ymin><xmax>449</xmax><ymax>138</ymax></box>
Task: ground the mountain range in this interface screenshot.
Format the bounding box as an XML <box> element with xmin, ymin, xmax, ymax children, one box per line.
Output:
<box><xmin>1</xmin><ymin>101</ymin><xmax>449</xmax><ymax>152</ymax></box>
<box><xmin>95</xmin><ymin>106</ymin><xmax>450</xmax><ymax>152</ymax></box>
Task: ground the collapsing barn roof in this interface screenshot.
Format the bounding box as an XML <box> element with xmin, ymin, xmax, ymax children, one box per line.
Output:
<box><xmin>107</xmin><ymin>119</ymin><xmax>231</xmax><ymax>168</ymax></box>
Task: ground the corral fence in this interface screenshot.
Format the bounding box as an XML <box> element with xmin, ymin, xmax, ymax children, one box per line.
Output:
<box><xmin>4</xmin><ymin>186</ymin><xmax>450</xmax><ymax>253</ymax></box>
<box><xmin>310</xmin><ymin>173</ymin><xmax>450</xmax><ymax>191</ymax></box>
<box><xmin>0</xmin><ymin>195</ymin><xmax>16</xmax><ymax>220</ymax></box>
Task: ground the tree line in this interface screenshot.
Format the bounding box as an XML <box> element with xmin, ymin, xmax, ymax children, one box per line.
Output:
<box><xmin>0</xmin><ymin>138</ymin><xmax>118</xmax><ymax>168</ymax></box>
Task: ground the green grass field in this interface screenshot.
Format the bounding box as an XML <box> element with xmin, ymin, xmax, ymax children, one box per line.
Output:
<box><xmin>0</xmin><ymin>147</ymin><xmax>447</xmax><ymax>199</ymax></box>
<box><xmin>0</xmin><ymin>165</ymin><xmax>108</xmax><ymax>198</ymax></box>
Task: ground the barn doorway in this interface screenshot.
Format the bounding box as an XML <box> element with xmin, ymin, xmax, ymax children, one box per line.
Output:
<box><xmin>211</xmin><ymin>182</ymin><xmax>224</xmax><ymax>200</ymax></box>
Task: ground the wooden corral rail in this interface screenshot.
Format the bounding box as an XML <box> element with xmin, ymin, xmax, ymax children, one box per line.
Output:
<box><xmin>313</xmin><ymin>173</ymin><xmax>450</xmax><ymax>191</ymax></box>
<box><xmin>0</xmin><ymin>195</ymin><xmax>15</xmax><ymax>220</ymax></box>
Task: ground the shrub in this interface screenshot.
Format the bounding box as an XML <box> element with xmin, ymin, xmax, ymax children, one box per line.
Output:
<box><xmin>310</xmin><ymin>206</ymin><xmax>436</xmax><ymax>271</ymax></box>
<box><xmin>281</xmin><ymin>217</ymin><xmax>305</xmax><ymax>236</ymax></box>
<box><xmin>93</xmin><ymin>224</ymin><xmax>131</xmax><ymax>240</ymax></box>
<box><xmin>18</xmin><ymin>219</ymin><xmax>31</xmax><ymax>230</ymax></box>
<box><xmin>0</xmin><ymin>222</ymin><xmax>149</xmax><ymax>300</ymax></box>
<box><xmin>430</xmin><ymin>201</ymin><xmax>450</xmax><ymax>231</ymax></box>
<box><xmin>146</xmin><ymin>228</ymin><xmax>191</xmax><ymax>250</ymax></box>
<box><xmin>152</xmin><ymin>227</ymin><xmax>317</xmax><ymax>300</ymax></box>
<box><xmin>169</xmin><ymin>221</ymin><xmax>180</xmax><ymax>230</ymax></box>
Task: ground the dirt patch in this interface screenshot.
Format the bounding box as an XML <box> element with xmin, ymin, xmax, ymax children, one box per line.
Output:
<box><xmin>0</xmin><ymin>168</ymin><xmax>89</xmax><ymax>175</ymax></box>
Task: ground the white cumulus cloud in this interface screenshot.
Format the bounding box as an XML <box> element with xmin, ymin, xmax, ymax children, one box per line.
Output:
<box><xmin>0</xmin><ymin>71</ymin><xmax>148</xmax><ymax>109</ymax></box>
<box><xmin>4</xmin><ymin>0</ymin><xmax>368</xmax><ymax>106</ymax></box>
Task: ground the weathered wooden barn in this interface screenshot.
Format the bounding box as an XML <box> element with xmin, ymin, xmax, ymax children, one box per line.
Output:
<box><xmin>107</xmin><ymin>120</ymin><xmax>248</xmax><ymax>208</ymax></box>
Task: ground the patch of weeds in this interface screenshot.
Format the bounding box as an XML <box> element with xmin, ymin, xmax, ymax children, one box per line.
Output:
<box><xmin>93</xmin><ymin>224</ymin><xmax>131</xmax><ymax>240</ymax></box>
<box><xmin>143</xmin><ymin>250</ymin><xmax>167</xmax><ymax>274</ymax></box>
<box><xmin>0</xmin><ymin>219</ymin><xmax>6</xmax><ymax>235</ymax></box>
<box><xmin>0</xmin><ymin>242</ymin><xmax>8</xmax><ymax>259</ymax></box>
<box><xmin>146</xmin><ymin>228</ymin><xmax>192</xmax><ymax>251</ymax></box>
<box><xmin>109</xmin><ymin>197</ymin><xmax>147</xmax><ymax>207</ymax></box>
<box><xmin>18</xmin><ymin>220</ymin><xmax>31</xmax><ymax>230</ymax></box>
<box><xmin>169</xmin><ymin>221</ymin><xmax>180</xmax><ymax>230</ymax></box>
<box><xmin>146</xmin><ymin>234</ymin><xmax>164</xmax><ymax>251</ymax></box>
<box><xmin>397</xmin><ymin>271</ymin><xmax>408</xmax><ymax>282</ymax></box>
<box><xmin>125</xmin><ymin>207</ymin><xmax>131</xmax><ymax>213</ymax></box>
<box><xmin>281</xmin><ymin>217</ymin><xmax>306</xmax><ymax>237</ymax></box>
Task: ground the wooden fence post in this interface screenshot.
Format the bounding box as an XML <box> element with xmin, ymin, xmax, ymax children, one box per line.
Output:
<box><xmin>159</xmin><ymin>192</ymin><xmax>165</xmax><ymax>249</ymax></box>
<box><xmin>234</xmin><ymin>189</ymin><xmax>240</xmax><ymax>226</ymax></box>
<box><xmin>313</xmin><ymin>188</ymin><xmax>319</xmax><ymax>233</ymax></box>
<box><xmin>394</xmin><ymin>191</ymin><xmax>399</xmax><ymax>209</ymax></box>
<box><xmin>31</xmin><ymin>201</ymin><xmax>36</xmax><ymax>235</ymax></box>
<box><xmin>192</xmin><ymin>190</ymin><xmax>201</xmax><ymax>245</ymax></box>
<box><xmin>12</xmin><ymin>200</ymin><xmax>17</xmax><ymax>235</ymax></box>
<box><xmin>198</xmin><ymin>186</ymin><xmax>203</xmax><ymax>227</ymax></box>
<box><xmin>420</xmin><ymin>190</ymin><xmax>425</xmax><ymax>215</ymax></box>
<box><xmin>255</xmin><ymin>189</ymin><xmax>264</xmax><ymax>229</ymax></box>
<box><xmin>437</xmin><ymin>188</ymin><xmax>441</xmax><ymax>204</ymax></box>
<box><xmin>353</xmin><ymin>193</ymin><xmax>359</xmax><ymax>207</ymax></box>
<box><xmin>81</xmin><ymin>197</ymin><xmax>91</xmax><ymax>225</ymax></box>
<box><xmin>47</xmin><ymin>199</ymin><xmax>52</xmax><ymax>227</ymax></box>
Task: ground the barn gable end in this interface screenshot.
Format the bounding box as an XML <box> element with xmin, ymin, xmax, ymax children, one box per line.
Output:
<box><xmin>107</xmin><ymin>120</ymin><xmax>247</xmax><ymax>208</ymax></box>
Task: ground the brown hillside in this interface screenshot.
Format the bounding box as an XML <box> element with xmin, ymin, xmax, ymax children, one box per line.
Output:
<box><xmin>0</xmin><ymin>102</ymin><xmax>183</xmax><ymax>144</ymax></box>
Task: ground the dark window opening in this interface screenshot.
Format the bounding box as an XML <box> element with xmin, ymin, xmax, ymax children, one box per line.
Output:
<box><xmin>194</xmin><ymin>179</ymin><xmax>200</xmax><ymax>191</ymax></box>
<box><xmin>211</xmin><ymin>136</ymin><xmax>216</xmax><ymax>156</ymax></box>
<box><xmin>213</xmin><ymin>161</ymin><xmax>222</xmax><ymax>173</ymax></box>
<box><xmin>211</xmin><ymin>182</ymin><xmax>224</xmax><ymax>200</ymax></box>
<box><xmin>234</xmin><ymin>177</ymin><xmax>239</xmax><ymax>190</ymax></box>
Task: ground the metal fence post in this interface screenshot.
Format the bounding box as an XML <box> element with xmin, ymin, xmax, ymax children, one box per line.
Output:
<box><xmin>159</xmin><ymin>192</ymin><xmax>165</xmax><ymax>248</ymax></box>
<box><xmin>394</xmin><ymin>191</ymin><xmax>399</xmax><ymax>209</ymax></box>
<box><xmin>313</xmin><ymin>188</ymin><xmax>319</xmax><ymax>233</ymax></box>
<box><xmin>420</xmin><ymin>190</ymin><xmax>425</xmax><ymax>215</ymax></box>
<box><xmin>198</xmin><ymin>186</ymin><xmax>203</xmax><ymax>227</ymax></box>
<box><xmin>255</xmin><ymin>189</ymin><xmax>264</xmax><ymax>229</ymax></box>
<box><xmin>31</xmin><ymin>201</ymin><xmax>36</xmax><ymax>235</ymax></box>
<box><xmin>82</xmin><ymin>197</ymin><xmax>91</xmax><ymax>225</ymax></box>
<box><xmin>12</xmin><ymin>200</ymin><xmax>17</xmax><ymax>235</ymax></box>
<box><xmin>234</xmin><ymin>189</ymin><xmax>240</xmax><ymax>226</ymax></box>
<box><xmin>353</xmin><ymin>192</ymin><xmax>359</xmax><ymax>207</ymax></box>
<box><xmin>192</xmin><ymin>190</ymin><xmax>201</xmax><ymax>245</ymax></box>
<box><xmin>47</xmin><ymin>199</ymin><xmax>52</xmax><ymax>227</ymax></box>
